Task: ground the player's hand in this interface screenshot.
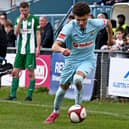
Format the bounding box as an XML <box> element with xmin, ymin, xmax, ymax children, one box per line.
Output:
<box><xmin>19</xmin><ymin>14</ymin><xmax>25</xmax><ymax>21</ymax></box>
<box><xmin>62</xmin><ymin>48</ymin><xmax>70</xmax><ymax>56</ymax></box>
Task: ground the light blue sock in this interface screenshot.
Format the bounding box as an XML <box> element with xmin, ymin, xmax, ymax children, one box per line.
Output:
<box><xmin>54</xmin><ymin>87</ymin><xmax>66</xmax><ymax>113</ymax></box>
<box><xmin>73</xmin><ymin>74</ymin><xmax>83</xmax><ymax>104</ymax></box>
<box><xmin>74</xmin><ymin>86</ymin><xmax>83</xmax><ymax>104</ymax></box>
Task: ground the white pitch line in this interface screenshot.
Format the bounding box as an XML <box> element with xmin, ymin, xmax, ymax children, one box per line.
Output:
<box><xmin>0</xmin><ymin>99</ymin><xmax>129</xmax><ymax>120</ymax></box>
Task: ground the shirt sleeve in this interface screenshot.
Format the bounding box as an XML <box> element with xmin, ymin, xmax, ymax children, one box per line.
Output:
<box><xmin>89</xmin><ymin>19</ymin><xmax>107</xmax><ymax>31</ymax></box>
<box><xmin>35</xmin><ymin>16</ymin><xmax>40</xmax><ymax>31</ymax></box>
<box><xmin>56</xmin><ymin>21</ymin><xmax>73</xmax><ymax>43</ymax></box>
<box><xmin>14</xmin><ymin>17</ymin><xmax>19</xmax><ymax>29</ymax></box>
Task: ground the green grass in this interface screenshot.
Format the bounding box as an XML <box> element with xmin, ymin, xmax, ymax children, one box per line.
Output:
<box><xmin>0</xmin><ymin>86</ymin><xmax>129</xmax><ymax>129</ymax></box>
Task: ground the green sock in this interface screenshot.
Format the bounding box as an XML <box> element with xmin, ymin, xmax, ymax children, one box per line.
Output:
<box><xmin>10</xmin><ymin>78</ymin><xmax>19</xmax><ymax>97</ymax></box>
<box><xmin>27</xmin><ymin>80</ymin><xmax>35</xmax><ymax>98</ymax></box>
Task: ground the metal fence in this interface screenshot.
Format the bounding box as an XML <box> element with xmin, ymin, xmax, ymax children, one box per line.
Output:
<box><xmin>1</xmin><ymin>48</ymin><xmax>128</xmax><ymax>100</ymax></box>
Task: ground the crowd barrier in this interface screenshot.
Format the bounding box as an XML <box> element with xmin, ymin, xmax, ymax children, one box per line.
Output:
<box><xmin>1</xmin><ymin>48</ymin><xmax>129</xmax><ymax>101</ymax></box>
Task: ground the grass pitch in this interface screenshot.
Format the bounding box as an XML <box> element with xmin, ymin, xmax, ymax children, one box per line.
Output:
<box><xmin>0</xmin><ymin>87</ymin><xmax>129</xmax><ymax>129</ymax></box>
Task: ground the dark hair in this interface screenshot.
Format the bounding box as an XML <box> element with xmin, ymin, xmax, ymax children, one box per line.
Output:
<box><xmin>20</xmin><ymin>2</ymin><xmax>29</xmax><ymax>8</ymax></box>
<box><xmin>5</xmin><ymin>19</ymin><xmax>13</xmax><ymax>27</ymax></box>
<box><xmin>111</xmin><ymin>19</ymin><xmax>116</xmax><ymax>28</ymax></box>
<box><xmin>72</xmin><ymin>2</ymin><xmax>90</xmax><ymax>16</ymax></box>
<box><xmin>117</xmin><ymin>14</ymin><xmax>125</xmax><ymax>21</ymax></box>
<box><xmin>0</xmin><ymin>11</ymin><xmax>7</xmax><ymax>20</ymax></box>
<box><xmin>102</xmin><ymin>12</ymin><xmax>108</xmax><ymax>19</ymax></box>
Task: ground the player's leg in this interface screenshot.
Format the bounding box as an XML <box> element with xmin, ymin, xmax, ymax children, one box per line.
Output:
<box><xmin>45</xmin><ymin>84</ymin><xmax>70</xmax><ymax>124</ymax></box>
<box><xmin>74</xmin><ymin>61</ymin><xmax>96</xmax><ymax>104</ymax></box>
<box><xmin>73</xmin><ymin>71</ymin><xmax>84</xmax><ymax>105</ymax></box>
<box><xmin>45</xmin><ymin>62</ymin><xmax>74</xmax><ymax>124</ymax></box>
<box><xmin>25</xmin><ymin>54</ymin><xmax>36</xmax><ymax>101</ymax></box>
<box><xmin>6</xmin><ymin>54</ymin><xmax>25</xmax><ymax>100</ymax></box>
<box><xmin>53</xmin><ymin>84</ymin><xmax>69</xmax><ymax>113</ymax></box>
<box><xmin>5</xmin><ymin>68</ymin><xmax>20</xmax><ymax>100</ymax></box>
<box><xmin>25</xmin><ymin>69</ymin><xmax>35</xmax><ymax>101</ymax></box>
<box><xmin>10</xmin><ymin>68</ymin><xmax>20</xmax><ymax>99</ymax></box>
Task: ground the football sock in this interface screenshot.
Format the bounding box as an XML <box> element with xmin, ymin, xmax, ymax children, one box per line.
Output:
<box><xmin>73</xmin><ymin>74</ymin><xmax>83</xmax><ymax>104</ymax></box>
<box><xmin>74</xmin><ymin>86</ymin><xmax>83</xmax><ymax>105</ymax></box>
<box><xmin>54</xmin><ymin>87</ymin><xmax>66</xmax><ymax>113</ymax></box>
<box><xmin>10</xmin><ymin>78</ymin><xmax>19</xmax><ymax>97</ymax></box>
<box><xmin>27</xmin><ymin>80</ymin><xmax>35</xmax><ymax>98</ymax></box>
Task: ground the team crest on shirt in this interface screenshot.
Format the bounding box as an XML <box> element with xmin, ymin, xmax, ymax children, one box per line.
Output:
<box><xmin>90</xmin><ymin>31</ymin><xmax>94</xmax><ymax>36</ymax></box>
<box><xmin>28</xmin><ymin>22</ymin><xmax>31</xmax><ymax>26</ymax></box>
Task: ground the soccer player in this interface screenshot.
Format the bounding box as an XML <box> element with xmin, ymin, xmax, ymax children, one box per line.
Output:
<box><xmin>6</xmin><ymin>2</ymin><xmax>41</xmax><ymax>101</ymax></box>
<box><xmin>45</xmin><ymin>2</ymin><xmax>113</xmax><ymax>124</ymax></box>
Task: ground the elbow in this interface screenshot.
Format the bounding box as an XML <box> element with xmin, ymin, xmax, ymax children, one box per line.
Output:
<box><xmin>51</xmin><ymin>42</ymin><xmax>55</xmax><ymax>50</ymax></box>
<box><xmin>52</xmin><ymin>44</ymin><xmax>55</xmax><ymax>51</ymax></box>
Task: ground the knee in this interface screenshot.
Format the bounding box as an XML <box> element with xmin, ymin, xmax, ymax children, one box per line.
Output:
<box><xmin>12</xmin><ymin>69</ymin><xmax>19</xmax><ymax>78</ymax></box>
<box><xmin>73</xmin><ymin>74</ymin><xmax>83</xmax><ymax>90</ymax></box>
<box><xmin>60</xmin><ymin>83</ymin><xmax>70</xmax><ymax>90</ymax></box>
<box><xmin>28</xmin><ymin>70</ymin><xmax>35</xmax><ymax>79</ymax></box>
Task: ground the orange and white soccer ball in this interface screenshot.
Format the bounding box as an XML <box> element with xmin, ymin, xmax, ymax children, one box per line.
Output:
<box><xmin>68</xmin><ymin>104</ymin><xmax>87</xmax><ymax>123</ymax></box>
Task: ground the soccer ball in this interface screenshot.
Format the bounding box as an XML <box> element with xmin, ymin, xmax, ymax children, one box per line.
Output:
<box><xmin>68</xmin><ymin>104</ymin><xmax>87</xmax><ymax>123</ymax></box>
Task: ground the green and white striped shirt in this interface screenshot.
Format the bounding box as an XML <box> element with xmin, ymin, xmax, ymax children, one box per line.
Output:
<box><xmin>15</xmin><ymin>15</ymin><xmax>40</xmax><ymax>54</ymax></box>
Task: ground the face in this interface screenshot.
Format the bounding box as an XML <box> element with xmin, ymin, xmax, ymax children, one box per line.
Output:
<box><xmin>0</xmin><ymin>15</ymin><xmax>6</xmax><ymax>25</ymax></box>
<box><xmin>75</xmin><ymin>14</ymin><xmax>89</xmax><ymax>29</ymax></box>
<box><xmin>126</xmin><ymin>36</ymin><xmax>129</xmax><ymax>43</ymax></box>
<box><xmin>5</xmin><ymin>25</ymin><xmax>12</xmax><ymax>33</ymax></box>
<box><xmin>97</xmin><ymin>14</ymin><xmax>105</xmax><ymax>19</ymax></box>
<box><xmin>20</xmin><ymin>7</ymin><xmax>29</xmax><ymax>19</ymax></box>
<box><xmin>118</xmin><ymin>17</ymin><xmax>124</xmax><ymax>25</ymax></box>
<box><xmin>115</xmin><ymin>31</ymin><xmax>123</xmax><ymax>40</ymax></box>
<box><xmin>39</xmin><ymin>17</ymin><xmax>47</xmax><ymax>28</ymax></box>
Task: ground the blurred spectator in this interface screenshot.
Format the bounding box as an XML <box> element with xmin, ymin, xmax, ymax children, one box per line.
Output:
<box><xmin>67</xmin><ymin>14</ymin><xmax>74</xmax><ymax>23</ymax></box>
<box><xmin>111</xmin><ymin>19</ymin><xmax>117</xmax><ymax>35</ymax></box>
<box><xmin>5</xmin><ymin>19</ymin><xmax>16</xmax><ymax>47</ymax></box>
<box><xmin>94</xmin><ymin>0</ymin><xmax>128</xmax><ymax>5</ymax></box>
<box><xmin>112</xmin><ymin>27</ymin><xmax>125</xmax><ymax>50</ymax></box>
<box><xmin>105</xmin><ymin>0</ymin><xmax>114</xmax><ymax>5</ymax></box>
<box><xmin>0</xmin><ymin>12</ymin><xmax>8</xmax><ymax>65</ymax></box>
<box><xmin>117</xmin><ymin>14</ymin><xmax>129</xmax><ymax>36</ymax></box>
<box><xmin>121</xmin><ymin>34</ymin><xmax>129</xmax><ymax>51</ymax></box>
<box><xmin>95</xmin><ymin>0</ymin><xmax>114</xmax><ymax>5</ymax></box>
<box><xmin>88</xmin><ymin>14</ymin><xmax>94</xmax><ymax>19</ymax></box>
<box><xmin>94</xmin><ymin>0</ymin><xmax>105</xmax><ymax>5</ymax></box>
<box><xmin>95</xmin><ymin>13</ymin><xmax>108</xmax><ymax>49</ymax></box>
<box><xmin>40</xmin><ymin>16</ymin><xmax>53</xmax><ymax>48</ymax></box>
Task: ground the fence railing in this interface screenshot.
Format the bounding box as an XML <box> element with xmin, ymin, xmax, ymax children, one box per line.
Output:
<box><xmin>3</xmin><ymin>48</ymin><xmax>129</xmax><ymax>100</ymax></box>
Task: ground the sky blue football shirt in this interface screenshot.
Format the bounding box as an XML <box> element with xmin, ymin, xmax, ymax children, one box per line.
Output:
<box><xmin>57</xmin><ymin>18</ymin><xmax>107</xmax><ymax>63</ymax></box>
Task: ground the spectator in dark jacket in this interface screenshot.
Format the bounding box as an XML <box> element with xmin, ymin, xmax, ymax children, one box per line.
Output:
<box><xmin>40</xmin><ymin>16</ymin><xmax>53</xmax><ymax>48</ymax></box>
<box><xmin>0</xmin><ymin>12</ymin><xmax>8</xmax><ymax>65</ymax></box>
<box><xmin>117</xmin><ymin>14</ymin><xmax>129</xmax><ymax>36</ymax></box>
<box><xmin>5</xmin><ymin>19</ymin><xmax>16</xmax><ymax>47</ymax></box>
<box><xmin>95</xmin><ymin>13</ymin><xmax>108</xmax><ymax>49</ymax></box>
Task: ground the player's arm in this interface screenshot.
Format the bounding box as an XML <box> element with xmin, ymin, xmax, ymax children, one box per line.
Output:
<box><xmin>52</xmin><ymin>41</ymin><xmax>70</xmax><ymax>56</ymax></box>
<box><xmin>52</xmin><ymin>21</ymin><xmax>72</xmax><ymax>56</ymax></box>
<box><xmin>106</xmin><ymin>19</ymin><xmax>114</xmax><ymax>46</ymax></box>
<box><xmin>36</xmin><ymin>30</ymin><xmax>41</xmax><ymax>57</ymax></box>
<box><xmin>14</xmin><ymin>14</ymin><xmax>24</xmax><ymax>36</ymax></box>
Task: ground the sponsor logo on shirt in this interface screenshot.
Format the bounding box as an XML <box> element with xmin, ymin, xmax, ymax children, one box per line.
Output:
<box><xmin>72</xmin><ymin>41</ymin><xmax>93</xmax><ymax>48</ymax></box>
<box><xmin>58</xmin><ymin>33</ymin><xmax>66</xmax><ymax>40</ymax></box>
<box><xmin>20</xmin><ymin>29</ymin><xmax>32</xmax><ymax>34</ymax></box>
